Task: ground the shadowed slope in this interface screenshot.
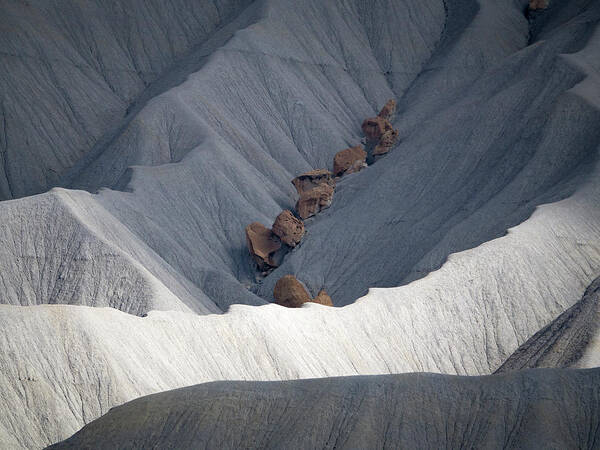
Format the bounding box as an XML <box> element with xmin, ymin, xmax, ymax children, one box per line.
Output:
<box><xmin>50</xmin><ymin>369</ymin><xmax>600</xmax><ymax>450</ymax></box>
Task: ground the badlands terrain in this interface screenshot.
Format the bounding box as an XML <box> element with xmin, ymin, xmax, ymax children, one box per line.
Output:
<box><xmin>1</xmin><ymin>0</ymin><xmax>599</xmax><ymax>448</ymax></box>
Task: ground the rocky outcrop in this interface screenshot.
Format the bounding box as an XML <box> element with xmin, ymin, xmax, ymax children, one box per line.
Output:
<box><xmin>313</xmin><ymin>290</ymin><xmax>334</xmax><ymax>306</ymax></box>
<box><xmin>292</xmin><ymin>169</ymin><xmax>335</xmax><ymax>194</ymax></box>
<box><xmin>295</xmin><ymin>184</ymin><xmax>334</xmax><ymax>219</ymax></box>
<box><xmin>292</xmin><ymin>170</ymin><xmax>335</xmax><ymax>220</ymax></box>
<box><xmin>529</xmin><ymin>0</ymin><xmax>549</xmax><ymax>10</ymax></box>
<box><xmin>272</xmin><ymin>210</ymin><xmax>305</xmax><ymax>248</ymax></box>
<box><xmin>362</xmin><ymin>100</ymin><xmax>399</xmax><ymax>162</ymax></box>
<box><xmin>245</xmin><ymin>222</ymin><xmax>282</xmax><ymax>272</ymax></box>
<box><xmin>333</xmin><ymin>145</ymin><xmax>367</xmax><ymax>177</ymax></box>
<box><xmin>378</xmin><ymin>99</ymin><xmax>397</xmax><ymax>121</ymax></box>
<box><xmin>273</xmin><ymin>275</ymin><xmax>334</xmax><ymax>308</ymax></box>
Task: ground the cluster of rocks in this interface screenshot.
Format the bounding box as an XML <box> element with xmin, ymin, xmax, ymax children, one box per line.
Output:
<box><xmin>246</xmin><ymin>99</ymin><xmax>398</xmax><ymax>306</ymax></box>
<box><xmin>361</xmin><ymin>99</ymin><xmax>399</xmax><ymax>163</ymax></box>
<box><xmin>245</xmin><ymin>210</ymin><xmax>305</xmax><ymax>274</ymax></box>
<box><xmin>273</xmin><ymin>275</ymin><xmax>333</xmax><ymax>308</ymax></box>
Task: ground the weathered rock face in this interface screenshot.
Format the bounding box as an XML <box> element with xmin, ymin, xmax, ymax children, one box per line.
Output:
<box><xmin>296</xmin><ymin>184</ymin><xmax>335</xmax><ymax>219</ymax></box>
<box><xmin>272</xmin><ymin>210</ymin><xmax>305</xmax><ymax>248</ymax></box>
<box><xmin>292</xmin><ymin>169</ymin><xmax>336</xmax><ymax>195</ymax></box>
<box><xmin>333</xmin><ymin>145</ymin><xmax>367</xmax><ymax>177</ymax></box>
<box><xmin>361</xmin><ymin>116</ymin><xmax>393</xmax><ymax>143</ymax></box>
<box><xmin>312</xmin><ymin>289</ymin><xmax>333</xmax><ymax>306</ymax></box>
<box><xmin>273</xmin><ymin>275</ymin><xmax>311</xmax><ymax>308</ymax></box>
<box><xmin>245</xmin><ymin>222</ymin><xmax>281</xmax><ymax>271</ymax></box>
<box><xmin>529</xmin><ymin>0</ymin><xmax>549</xmax><ymax>10</ymax></box>
<box><xmin>373</xmin><ymin>129</ymin><xmax>400</xmax><ymax>157</ymax></box>
<box><xmin>378</xmin><ymin>99</ymin><xmax>397</xmax><ymax>121</ymax></box>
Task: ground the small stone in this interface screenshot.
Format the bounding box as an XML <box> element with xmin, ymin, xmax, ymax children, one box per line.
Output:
<box><xmin>273</xmin><ymin>275</ymin><xmax>311</xmax><ymax>308</ymax></box>
<box><xmin>311</xmin><ymin>289</ymin><xmax>333</xmax><ymax>307</ymax></box>
<box><xmin>272</xmin><ymin>210</ymin><xmax>305</xmax><ymax>248</ymax></box>
<box><xmin>295</xmin><ymin>184</ymin><xmax>334</xmax><ymax>219</ymax></box>
<box><xmin>245</xmin><ymin>222</ymin><xmax>281</xmax><ymax>271</ymax></box>
<box><xmin>292</xmin><ymin>169</ymin><xmax>335</xmax><ymax>195</ymax></box>
<box><xmin>333</xmin><ymin>145</ymin><xmax>367</xmax><ymax>176</ymax></box>
<box><xmin>378</xmin><ymin>99</ymin><xmax>397</xmax><ymax>121</ymax></box>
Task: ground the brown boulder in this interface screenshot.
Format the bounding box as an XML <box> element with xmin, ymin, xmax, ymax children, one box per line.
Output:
<box><xmin>245</xmin><ymin>222</ymin><xmax>281</xmax><ymax>271</ymax></box>
<box><xmin>361</xmin><ymin>116</ymin><xmax>393</xmax><ymax>142</ymax></box>
<box><xmin>311</xmin><ymin>289</ymin><xmax>333</xmax><ymax>307</ymax></box>
<box><xmin>529</xmin><ymin>0</ymin><xmax>548</xmax><ymax>9</ymax></box>
<box><xmin>292</xmin><ymin>169</ymin><xmax>335</xmax><ymax>195</ymax></box>
<box><xmin>373</xmin><ymin>128</ymin><xmax>399</xmax><ymax>157</ymax></box>
<box><xmin>295</xmin><ymin>184</ymin><xmax>334</xmax><ymax>219</ymax></box>
<box><xmin>273</xmin><ymin>275</ymin><xmax>311</xmax><ymax>308</ymax></box>
<box><xmin>272</xmin><ymin>210</ymin><xmax>305</xmax><ymax>247</ymax></box>
<box><xmin>333</xmin><ymin>145</ymin><xmax>367</xmax><ymax>176</ymax></box>
<box><xmin>378</xmin><ymin>99</ymin><xmax>397</xmax><ymax>121</ymax></box>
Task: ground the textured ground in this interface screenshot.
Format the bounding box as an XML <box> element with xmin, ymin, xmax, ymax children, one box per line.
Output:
<box><xmin>50</xmin><ymin>369</ymin><xmax>600</xmax><ymax>450</ymax></box>
<box><xmin>1</xmin><ymin>0</ymin><xmax>599</xmax><ymax>448</ymax></box>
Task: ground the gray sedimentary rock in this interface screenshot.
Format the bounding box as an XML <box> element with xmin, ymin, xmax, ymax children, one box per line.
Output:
<box><xmin>497</xmin><ymin>276</ymin><xmax>600</xmax><ymax>373</ymax></box>
<box><xmin>50</xmin><ymin>369</ymin><xmax>600</xmax><ymax>450</ymax></box>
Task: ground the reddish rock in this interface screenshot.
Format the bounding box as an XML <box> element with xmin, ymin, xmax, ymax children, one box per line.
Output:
<box><xmin>273</xmin><ymin>275</ymin><xmax>311</xmax><ymax>308</ymax></box>
<box><xmin>378</xmin><ymin>99</ymin><xmax>397</xmax><ymax>121</ymax></box>
<box><xmin>292</xmin><ymin>169</ymin><xmax>335</xmax><ymax>195</ymax></box>
<box><xmin>373</xmin><ymin>128</ymin><xmax>399</xmax><ymax>157</ymax></box>
<box><xmin>311</xmin><ymin>289</ymin><xmax>333</xmax><ymax>307</ymax></box>
<box><xmin>529</xmin><ymin>0</ymin><xmax>548</xmax><ymax>9</ymax></box>
<box><xmin>333</xmin><ymin>145</ymin><xmax>367</xmax><ymax>176</ymax></box>
<box><xmin>245</xmin><ymin>222</ymin><xmax>281</xmax><ymax>271</ymax></box>
<box><xmin>361</xmin><ymin>116</ymin><xmax>393</xmax><ymax>142</ymax></box>
<box><xmin>295</xmin><ymin>184</ymin><xmax>334</xmax><ymax>219</ymax></box>
<box><xmin>272</xmin><ymin>210</ymin><xmax>305</xmax><ymax>248</ymax></box>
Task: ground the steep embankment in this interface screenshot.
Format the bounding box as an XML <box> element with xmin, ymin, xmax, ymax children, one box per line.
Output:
<box><xmin>50</xmin><ymin>369</ymin><xmax>600</xmax><ymax>449</ymax></box>
<box><xmin>0</xmin><ymin>0</ymin><xmax>599</xmax><ymax>448</ymax></box>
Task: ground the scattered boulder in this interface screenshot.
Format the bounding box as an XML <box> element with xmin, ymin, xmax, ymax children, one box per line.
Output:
<box><xmin>273</xmin><ymin>275</ymin><xmax>311</xmax><ymax>308</ymax></box>
<box><xmin>296</xmin><ymin>184</ymin><xmax>334</xmax><ymax>219</ymax></box>
<box><xmin>529</xmin><ymin>0</ymin><xmax>548</xmax><ymax>10</ymax></box>
<box><xmin>273</xmin><ymin>275</ymin><xmax>334</xmax><ymax>308</ymax></box>
<box><xmin>272</xmin><ymin>210</ymin><xmax>305</xmax><ymax>248</ymax></box>
<box><xmin>292</xmin><ymin>169</ymin><xmax>335</xmax><ymax>195</ymax></box>
<box><xmin>361</xmin><ymin>116</ymin><xmax>393</xmax><ymax>143</ymax></box>
<box><xmin>373</xmin><ymin>128</ymin><xmax>399</xmax><ymax>158</ymax></box>
<box><xmin>312</xmin><ymin>289</ymin><xmax>333</xmax><ymax>306</ymax></box>
<box><xmin>245</xmin><ymin>222</ymin><xmax>281</xmax><ymax>272</ymax></box>
<box><xmin>333</xmin><ymin>145</ymin><xmax>367</xmax><ymax>176</ymax></box>
<box><xmin>378</xmin><ymin>99</ymin><xmax>397</xmax><ymax>121</ymax></box>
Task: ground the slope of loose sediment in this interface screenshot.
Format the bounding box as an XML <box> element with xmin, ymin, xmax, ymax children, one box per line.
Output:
<box><xmin>50</xmin><ymin>369</ymin><xmax>600</xmax><ymax>450</ymax></box>
<box><xmin>1</xmin><ymin>166</ymin><xmax>599</xmax><ymax>448</ymax></box>
<box><xmin>496</xmin><ymin>276</ymin><xmax>600</xmax><ymax>373</ymax></box>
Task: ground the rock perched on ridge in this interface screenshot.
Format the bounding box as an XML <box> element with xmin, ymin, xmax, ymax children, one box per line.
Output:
<box><xmin>272</xmin><ymin>210</ymin><xmax>305</xmax><ymax>247</ymax></box>
<box><xmin>273</xmin><ymin>275</ymin><xmax>311</xmax><ymax>308</ymax></box>
<box><xmin>378</xmin><ymin>99</ymin><xmax>397</xmax><ymax>121</ymax></box>
<box><xmin>292</xmin><ymin>169</ymin><xmax>335</xmax><ymax>195</ymax></box>
<box><xmin>296</xmin><ymin>184</ymin><xmax>334</xmax><ymax>219</ymax></box>
<box><xmin>529</xmin><ymin>0</ymin><xmax>549</xmax><ymax>10</ymax></box>
<box><xmin>333</xmin><ymin>145</ymin><xmax>367</xmax><ymax>176</ymax></box>
<box><xmin>312</xmin><ymin>289</ymin><xmax>333</xmax><ymax>306</ymax></box>
<box><xmin>245</xmin><ymin>222</ymin><xmax>281</xmax><ymax>271</ymax></box>
<box><xmin>273</xmin><ymin>276</ymin><xmax>334</xmax><ymax>308</ymax></box>
<box><xmin>361</xmin><ymin>116</ymin><xmax>393</xmax><ymax>143</ymax></box>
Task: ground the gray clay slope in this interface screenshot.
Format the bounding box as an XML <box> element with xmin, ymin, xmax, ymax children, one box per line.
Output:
<box><xmin>1</xmin><ymin>0</ymin><xmax>600</xmax><ymax>448</ymax></box>
<box><xmin>50</xmin><ymin>368</ymin><xmax>600</xmax><ymax>450</ymax></box>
